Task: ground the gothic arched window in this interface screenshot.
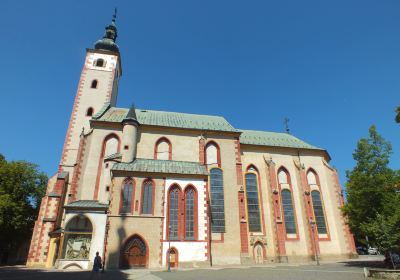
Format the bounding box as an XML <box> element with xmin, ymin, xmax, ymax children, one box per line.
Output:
<box><xmin>185</xmin><ymin>187</ymin><xmax>196</xmax><ymax>240</ymax></box>
<box><xmin>281</xmin><ymin>189</ymin><xmax>296</xmax><ymax>234</ymax></box>
<box><xmin>311</xmin><ymin>190</ymin><xmax>327</xmax><ymax>234</ymax></box>
<box><xmin>209</xmin><ymin>168</ymin><xmax>225</xmax><ymax>232</ymax></box>
<box><xmin>245</xmin><ymin>172</ymin><xmax>261</xmax><ymax>232</ymax></box>
<box><xmin>120</xmin><ymin>179</ymin><xmax>134</xmax><ymax>214</ymax></box>
<box><xmin>168</xmin><ymin>187</ymin><xmax>181</xmax><ymax>240</ymax></box>
<box><xmin>141</xmin><ymin>180</ymin><xmax>154</xmax><ymax>215</ymax></box>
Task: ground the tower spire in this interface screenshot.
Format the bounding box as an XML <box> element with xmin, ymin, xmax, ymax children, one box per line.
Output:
<box><xmin>94</xmin><ymin>9</ymin><xmax>120</xmax><ymax>53</ymax></box>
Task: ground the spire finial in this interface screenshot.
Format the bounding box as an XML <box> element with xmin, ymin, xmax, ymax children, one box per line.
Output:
<box><xmin>284</xmin><ymin>117</ymin><xmax>290</xmax><ymax>134</ymax></box>
<box><xmin>113</xmin><ymin>7</ymin><xmax>117</xmax><ymax>22</ymax></box>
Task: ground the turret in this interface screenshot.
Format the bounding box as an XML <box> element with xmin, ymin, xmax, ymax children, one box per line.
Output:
<box><xmin>121</xmin><ymin>105</ymin><xmax>139</xmax><ymax>162</ymax></box>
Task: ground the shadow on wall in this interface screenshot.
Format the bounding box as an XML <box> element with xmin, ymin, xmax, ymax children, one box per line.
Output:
<box><xmin>106</xmin><ymin>214</ymin><xmax>127</xmax><ymax>269</ymax></box>
<box><xmin>0</xmin><ymin>266</ymin><xmax>128</xmax><ymax>280</ymax></box>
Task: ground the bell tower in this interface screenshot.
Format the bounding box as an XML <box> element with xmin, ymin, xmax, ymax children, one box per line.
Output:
<box><xmin>60</xmin><ymin>13</ymin><xmax>122</xmax><ymax>172</ymax></box>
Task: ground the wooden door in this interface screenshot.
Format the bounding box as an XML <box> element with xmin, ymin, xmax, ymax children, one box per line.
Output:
<box><xmin>122</xmin><ymin>236</ymin><xmax>147</xmax><ymax>268</ymax></box>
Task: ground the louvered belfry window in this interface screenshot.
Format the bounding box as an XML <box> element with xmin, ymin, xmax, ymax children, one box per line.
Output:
<box><xmin>245</xmin><ymin>173</ymin><xmax>261</xmax><ymax>232</ymax></box>
<box><xmin>210</xmin><ymin>168</ymin><xmax>225</xmax><ymax>233</ymax></box>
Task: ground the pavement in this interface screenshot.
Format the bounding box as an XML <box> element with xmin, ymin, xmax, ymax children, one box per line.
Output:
<box><xmin>0</xmin><ymin>256</ymin><xmax>385</xmax><ymax>280</ymax></box>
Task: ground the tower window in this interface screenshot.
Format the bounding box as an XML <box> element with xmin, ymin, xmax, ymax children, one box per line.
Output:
<box><xmin>94</xmin><ymin>58</ymin><xmax>105</xmax><ymax>67</ymax></box>
<box><xmin>86</xmin><ymin>108</ymin><xmax>94</xmax><ymax>117</ymax></box>
<box><xmin>91</xmin><ymin>80</ymin><xmax>98</xmax><ymax>89</ymax></box>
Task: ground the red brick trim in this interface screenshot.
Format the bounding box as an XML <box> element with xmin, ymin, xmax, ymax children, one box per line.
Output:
<box><xmin>298</xmin><ymin>167</ymin><xmax>320</xmax><ymax>256</ymax></box>
<box><xmin>331</xmin><ymin>169</ymin><xmax>357</xmax><ymax>253</ymax></box>
<box><xmin>266</xmin><ymin>160</ymin><xmax>287</xmax><ymax>257</ymax></box>
<box><xmin>159</xmin><ymin>177</ymin><xmax>166</xmax><ymax>265</ymax></box>
<box><xmin>59</xmin><ymin>64</ymin><xmax>88</xmax><ymax>171</ymax></box>
<box><xmin>238</xmin><ymin>191</ymin><xmax>249</xmax><ymax>252</ymax></box>
<box><xmin>199</xmin><ymin>137</ymin><xmax>206</xmax><ymax>165</ymax></box>
<box><xmin>204</xmin><ymin>179</ymin><xmax>210</xmax><ymax>260</ymax></box>
<box><xmin>69</xmin><ymin>133</ymin><xmax>87</xmax><ymax>203</ymax></box>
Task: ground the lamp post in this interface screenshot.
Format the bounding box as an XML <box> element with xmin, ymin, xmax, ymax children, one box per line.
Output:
<box><xmin>167</xmin><ymin>225</ymin><xmax>171</xmax><ymax>272</ymax></box>
<box><xmin>309</xmin><ymin>219</ymin><xmax>320</xmax><ymax>266</ymax></box>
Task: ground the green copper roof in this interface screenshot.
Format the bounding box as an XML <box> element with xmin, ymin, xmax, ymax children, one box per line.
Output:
<box><xmin>94</xmin><ymin>106</ymin><xmax>237</xmax><ymax>133</ymax></box>
<box><xmin>239</xmin><ymin>129</ymin><xmax>323</xmax><ymax>150</ymax></box>
<box><xmin>104</xmin><ymin>152</ymin><xmax>122</xmax><ymax>161</ymax></box>
<box><xmin>64</xmin><ymin>200</ymin><xmax>109</xmax><ymax>210</ymax></box>
<box><xmin>112</xmin><ymin>158</ymin><xmax>208</xmax><ymax>175</ymax></box>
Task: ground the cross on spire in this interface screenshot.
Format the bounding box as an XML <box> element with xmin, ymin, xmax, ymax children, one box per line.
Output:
<box><xmin>284</xmin><ymin>117</ymin><xmax>290</xmax><ymax>134</ymax></box>
<box><xmin>113</xmin><ymin>7</ymin><xmax>117</xmax><ymax>22</ymax></box>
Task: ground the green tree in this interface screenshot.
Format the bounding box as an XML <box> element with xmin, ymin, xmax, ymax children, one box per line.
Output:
<box><xmin>396</xmin><ymin>106</ymin><xmax>400</xmax><ymax>123</ymax></box>
<box><xmin>0</xmin><ymin>154</ymin><xmax>47</xmax><ymax>263</ymax></box>
<box><xmin>343</xmin><ymin>126</ymin><xmax>400</xmax><ymax>253</ymax></box>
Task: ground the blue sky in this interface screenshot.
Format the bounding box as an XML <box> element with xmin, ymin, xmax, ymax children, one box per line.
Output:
<box><xmin>1</xmin><ymin>0</ymin><xmax>399</xmax><ymax>187</ymax></box>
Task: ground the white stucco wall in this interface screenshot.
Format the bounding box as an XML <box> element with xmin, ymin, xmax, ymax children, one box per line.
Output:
<box><xmin>60</xmin><ymin>211</ymin><xmax>107</xmax><ymax>269</ymax></box>
<box><xmin>162</xmin><ymin>178</ymin><xmax>207</xmax><ymax>264</ymax></box>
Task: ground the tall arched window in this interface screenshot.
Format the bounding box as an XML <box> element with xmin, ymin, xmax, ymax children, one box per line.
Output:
<box><xmin>120</xmin><ymin>179</ymin><xmax>134</xmax><ymax>214</ymax></box>
<box><xmin>63</xmin><ymin>216</ymin><xmax>92</xmax><ymax>260</ymax></box>
<box><xmin>91</xmin><ymin>80</ymin><xmax>98</xmax><ymax>89</ymax></box>
<box><xmin>210</xmin><ymin>168</ymin><xmax>225</xmax><ymax>232</ymax></box>
<box><xmin>206</xmin><ymin>142</ymin><xmax>220</xmax><ymax>166</ymax></box>
<box><xmin>168</xmin><ymin>187</ymin><xmax>180</xmax><ymax>240</ymax></box>
<box><xmin>311</xmin><ymin>190</ymin><xmax>327</xmax><ymax>234</ymax></box>
<box><xmin>141</xmin><ymin>180</ymin><xmax>154</xmax><ymax>215</ymax></box>
<box><xmin>155</xmin><ymin>138</ymin><xmax>172</xmax><ymax>160</ymax></box>
<box><xmin>281</xmin><ymin>189</ymin><xmax>296</xmax><ymax>234</ymax></box>
<box><xmin>185</xmin><ymin>188</ymin><xmax>196</xmax><ymax>240</ymax></box>
<box><xmin>278</xmin><ymin>169</ymin><xmax>297</xmax><ymax>235</ymax></box>
<box><xmin>245</xmin><ymin>173</ymin><xmax>261</xmax><ymax>232</ymax></box>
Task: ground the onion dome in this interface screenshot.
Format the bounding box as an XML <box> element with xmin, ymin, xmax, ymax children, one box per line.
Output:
<box><xmin>94</xmin><ymin>10</ymin><xmax>119</xmax><ymax>53</ymax></box>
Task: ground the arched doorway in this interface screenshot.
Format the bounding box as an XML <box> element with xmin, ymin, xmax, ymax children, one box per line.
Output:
<box><xmin>121</xmin><ymin>235</ymin><xmax>148</xmax><ymax>268</ymax></box>
<box><xmin>167</xmin><ymin>248</ymin><xmax>178</xmax><ymax>268</ymax></box>
<box><xmin>254</xmin><ymin>242</ymin><xmax>265</xmax><ymax>264</ymax></box>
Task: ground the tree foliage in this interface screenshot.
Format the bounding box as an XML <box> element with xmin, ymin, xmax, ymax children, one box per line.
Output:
<box><xmin>396</xmin><ymin>106</ymin><xmax>400</xmax><ymax>124</ymax></box>
<box><xmin>343</xmin><ymin>126</ymin><xmax>400</xmax><ymax>252</ymax></box>
<box><xmin>0</xmin><ymin>153</ymin><xmax>47</xmax><ymax>258</ymax></box>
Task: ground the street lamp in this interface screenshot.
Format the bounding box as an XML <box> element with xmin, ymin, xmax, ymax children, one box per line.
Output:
<box><xmin>167</xmin><ymin>225</ymin><xmax>171</xmax><ymax>272</ymax></box>
<box><xmin>309</xmin><ymin>219</ymin><xmax>320</xmax><ymax>266</ymax></box>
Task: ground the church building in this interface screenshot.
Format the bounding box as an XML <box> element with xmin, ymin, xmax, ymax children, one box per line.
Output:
<box><xmin>27</xmin><ymin>16</ymin><xmax>357</xmax><ymax>270</ymax></box>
